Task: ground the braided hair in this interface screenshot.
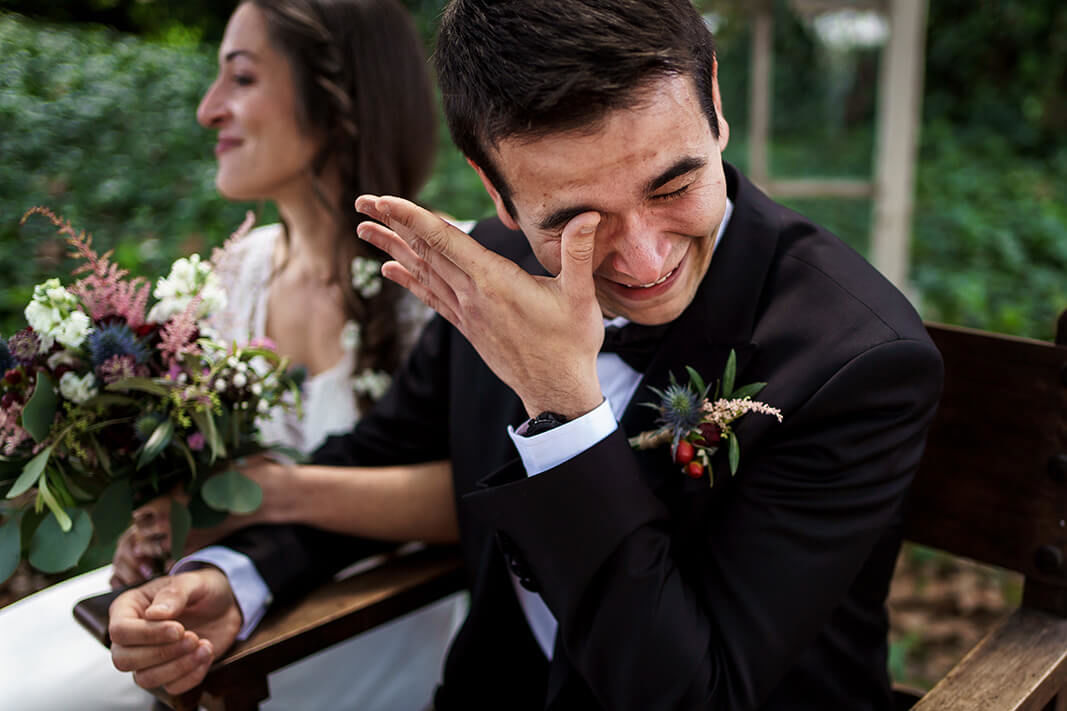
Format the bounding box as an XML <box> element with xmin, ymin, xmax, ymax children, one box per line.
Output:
<box><xmin>249</xmin><ymin>0</ymin><xmax>437</xmax><ymax>412</ymax></box>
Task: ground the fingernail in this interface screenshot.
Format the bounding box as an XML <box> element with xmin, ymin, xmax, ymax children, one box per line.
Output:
<box><xmin>182</xmin><ymin>636</ymin><xmax>197</xmax><ymax>651</ymax></box>
<box><xmin>195</xmin><ymin>645</ymin><xmax>212</xmax><ymax>662</ymax></box>
<box><xmin>167</xmin><ymin>626</ymin><xmax>182</xmax><ymax>642</ymax></box>
<box><xmin>150</xmin><ymin>603</ymin><xmax>172</xmax><ymax>615</ymax></box>
<box><xmin>580</xmin><ymin>222</ymin><xmax>596</xmax><ymax>234</ymax></box>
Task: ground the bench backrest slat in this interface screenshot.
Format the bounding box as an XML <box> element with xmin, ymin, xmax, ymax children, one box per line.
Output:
<box><xmin>903</xmin><ymin>322</ymin><xmax>1067</xmax><ymax>604</ymax></box>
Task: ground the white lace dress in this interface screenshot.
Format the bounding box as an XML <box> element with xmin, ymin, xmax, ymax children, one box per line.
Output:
<box><xmin>0</xmin><ymin>224</ymin><xmax>466</xmax><ymax>711</ymax></box>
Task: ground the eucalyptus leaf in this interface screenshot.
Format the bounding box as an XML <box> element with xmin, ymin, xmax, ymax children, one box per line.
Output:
<box><xmin>7</xmin><ymin>445</ymin><xmax>54</xmax><ymax>499</ymax></box>
<box><xmin>722</xmin><ymin>350</ymin><xmax>737</xmax><ymax>399</ymax></box>
<box><xmin>28</xmin><ymin>507</ymin><xmax>92</xmax><ymax>573</ymax></box>
<box><xmin>107</xmin><ymin>377</ymin><xmax>170</xmax><ymax>397</ymax></box>
<box><xmin>0</xmin><ymin>511</ymin><xmax>23</xmax><ymax>584</ymax></box>
<box><xmin>188</xmin><ymin>493</ymin><xmax>228</xmax><ymax>528</ymax></box>
<box><xmin>21</xmin><ymin>372</ymin><xmax>58</xmax><ymax>443</ymax></box>
<box><xmin>728</xmin><ymin>434</ymin><xmax>740</xmax><ymax>475</ymax></box>
<box><xmin>685</xmin><ymin>366</ymin><xmax>707</xmax><ymax>398</ymax></box>
<box><xmin>92</xmin><ymin>479</ymin><xmax>133</xmax><ymax>544</ymax></box>
<box><xmin>731</xmin><ymin>382</ymin><xmax>767</xmax><ymax>400</ymax></box>
<box><xmin>201</xmin><ymin>469</ymin><xmax>262</xmax><ymax>515</ymax></box>
<box><xmin>191</xmin><ymin>411</ymin><xmax>226</xmax><ymax>463</ymax></box>
<box><xmin>169</xmin><ymin>499</ymin><xmax>192</xmax><ymax>560</ymax></box>
<box><xmin>38</xmin><ymin>475</ymin><xmax>72</xmax><ymax>532</ymax></box>
<box><xmin>137</xmin><ymin>418</ymin><xmax>174</xmax><ymax>469</ymax></box>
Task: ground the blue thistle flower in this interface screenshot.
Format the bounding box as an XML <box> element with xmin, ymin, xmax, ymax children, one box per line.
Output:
<box><xmin>646</xmin><ymin>378</ymin><xmax>705</xmax><ymax>441</ymax></box>
<box><xmin>0</xmin><ymin>337</ymin><xmax>14</xmax><ymax>374</ymax></box>
<box><xmin>88</xmin><ymin>323</ymin><xmax>149</xmax><ymax>367</ymax></box>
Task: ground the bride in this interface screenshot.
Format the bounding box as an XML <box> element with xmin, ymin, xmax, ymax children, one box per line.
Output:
<box><xmin>0</xmin><ymin>1</ymin><xmax>467</xmax><ymax>709</ymax></box>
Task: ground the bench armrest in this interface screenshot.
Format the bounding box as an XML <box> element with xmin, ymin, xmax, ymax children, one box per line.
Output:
<box><xmin>912</xmin><ymin>608</ymin><xmax>1067</xmax><ymax>711</ymax></box>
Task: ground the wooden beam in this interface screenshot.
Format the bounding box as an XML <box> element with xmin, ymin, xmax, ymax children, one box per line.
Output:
<box><xmin>747</xmin><ymin>0</ymin><xmax>774</xmax><ymax>187</ymax></box>
<box><xmin>870</xmin><ymin>0</ymin><xmax>928</xmax><ymax>290</ymax></box>
<box><xmin>764</xmin><ymin>178</ymin><xmax>873</xmax><ymax>199</ymax></box>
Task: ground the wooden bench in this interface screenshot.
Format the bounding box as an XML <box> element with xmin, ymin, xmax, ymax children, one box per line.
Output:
<box><xmin>893</xmin><ymin>315</ymin><xmax>1067</xmax><ymax>710</ymax></box>
<box><xmin>76</xmin><ymin>314</ymin><xmax>1067</xmax><ymax>710</ymax></box>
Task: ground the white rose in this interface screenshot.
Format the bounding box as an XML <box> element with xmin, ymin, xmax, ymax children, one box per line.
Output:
<box><xmin>59</xmin><ymin>371</ymin><xmax>98</xmax><ymax>405</ymax></box>
<box><xmin>54</xmin><ymin>310</ymin><xmax>91</xmax><ymax>349</ymax></box>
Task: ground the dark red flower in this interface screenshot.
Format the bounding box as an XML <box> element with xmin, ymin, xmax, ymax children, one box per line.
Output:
<box><xmin>697</xmin><ymin>422</ymin><xmax>721</xmax><ymax>445</ymax></box>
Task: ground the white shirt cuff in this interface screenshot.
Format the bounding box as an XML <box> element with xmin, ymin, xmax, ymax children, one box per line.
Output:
<box><xmin>172</xmin><ymin>546</ymin><xmax>273</xmax><ymax>641</ymax></box>
<box><xmin>507</xmin><ymin>399</ymin><xmax>618</xmax><ymax>476</ymax></box>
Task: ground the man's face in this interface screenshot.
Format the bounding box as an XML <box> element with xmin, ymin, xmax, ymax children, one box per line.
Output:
<box><xmin>482</xmin><ymin>72</ymin><xmax>730</xmax><ymax>325</ymax></box>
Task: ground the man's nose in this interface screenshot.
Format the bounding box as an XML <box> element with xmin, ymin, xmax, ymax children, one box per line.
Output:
<box><xmin>602</xmin><ymin>213</ymin><xmax>672</xmax><ymax>285</ymax></box>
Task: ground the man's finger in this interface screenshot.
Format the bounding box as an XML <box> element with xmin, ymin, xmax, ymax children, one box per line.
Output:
<box><xmin>380</xmin><ymin>261</ymin><xmax>461</xmax><ymax>326</ymax></box>
<box><xmin>357</xmin><ymin>221</ymin><xmax>465</xmax><ymax>312</ymax></box>
<box><xmin>112</xmin><ymin>631</ymin><xmax>199</xmax><ymax>672</ymax></box>
<box><xmin>132</xmin><ymin>640</ymin><xmax>214</xmax><ymax>693</ymax></box>
<box><xmin>356</xmin><ymin>195</ymin><xmax>497</xmax><ymax>279</ymax></box>
<box><xmin>559</xmin><ymin>212</ymin><xmax>601</xmax><ymax>301</ymax></box>
<box><xmin>109</xmin><ymin>615</ymin><xmax>185</xmax><ymax>647</ymax></box>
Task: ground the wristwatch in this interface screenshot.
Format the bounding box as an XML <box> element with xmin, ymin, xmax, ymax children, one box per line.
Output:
<box><xmin>520</xmin><ymin>411</ymin><xmax>569</xmax><ymax>437</ymax></box>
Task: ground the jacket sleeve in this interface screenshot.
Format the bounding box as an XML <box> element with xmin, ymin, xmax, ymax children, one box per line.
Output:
<box><xmin>463</xmin><ymin>337</ymin><xmax>943</xmax><ymax>710</ymax></box>
<box><xmin>220</xmin><ymin>316</ymin><xmax>454</xmax><ymax>605</ymax></box>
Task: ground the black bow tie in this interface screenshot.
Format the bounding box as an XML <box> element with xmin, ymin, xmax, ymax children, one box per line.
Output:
<box><xmin>601</xmin><ymin>322</ymin><xmax>671</xmax><ymax>373</ymax></box>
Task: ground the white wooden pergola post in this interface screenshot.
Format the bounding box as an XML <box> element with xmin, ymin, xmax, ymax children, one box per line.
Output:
<box><xmin>870</xmin><ymin>0</ymin><xmax>929</xmax><ymax>291</ymax></box>
<box><xmin>745</xmin><ymin>0</ymin><xmax>929</xmax><ymax>294</ymax></box>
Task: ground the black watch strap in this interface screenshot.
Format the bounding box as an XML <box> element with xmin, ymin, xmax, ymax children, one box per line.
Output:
<box><xmin>520</xmin><ymin>411</ymin><xmax>569</xmax><ymax>437</ymax></box>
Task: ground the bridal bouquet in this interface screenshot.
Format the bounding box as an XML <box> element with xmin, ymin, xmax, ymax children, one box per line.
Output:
<box><xmin>0</xmin><ymin>209</ymin><xmax>301</xmax><ymax>582</ymax></box>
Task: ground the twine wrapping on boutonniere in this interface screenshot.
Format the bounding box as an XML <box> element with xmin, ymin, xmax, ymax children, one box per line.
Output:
<box><xmin>628</xmin><ymin>350</ymin><xmax>782</xmax><ymax>486</ymax></box>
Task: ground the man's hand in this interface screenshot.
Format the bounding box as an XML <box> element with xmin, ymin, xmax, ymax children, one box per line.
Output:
<box><xmin>355</xmin><ymin>195</ymin><xmax>604</xmax><ymax>419</ymax></box>
<box><xmin>109</xmin><ymin>568</ymin><xmax>242</xmax><ymax>694</ymax></box>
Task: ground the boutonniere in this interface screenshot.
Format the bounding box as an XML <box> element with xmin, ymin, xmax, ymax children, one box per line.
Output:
<box><xmin>628</xmin><ymin>350</ymin><xmax>782</xmax><ymax>486</ymax></box>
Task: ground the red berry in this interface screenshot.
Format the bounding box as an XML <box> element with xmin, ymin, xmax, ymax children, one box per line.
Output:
<box><xmin>674</xmin><ymin>440</ymin><xmax>695</xmax><ymax>465</ymax></box>
<box><xmin>698</xmin><ymin>422</ymin><xmax>722</xmax><ymax>445</ymax></box>
<box><xmin>685</xmin><ymin>461</ymin><xmax>704</xmax><ymax>479</ymax></box>
<box><xmin>3</xmin><ymin>369</ymin><xmax>22</xmax><ymax>386</ymax></box>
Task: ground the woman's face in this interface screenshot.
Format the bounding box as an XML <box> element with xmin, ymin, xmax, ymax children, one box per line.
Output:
<box><xmin>196</xmin><ymin>3</ymin><xmax>321</xmax><ymax>202</ymax></box>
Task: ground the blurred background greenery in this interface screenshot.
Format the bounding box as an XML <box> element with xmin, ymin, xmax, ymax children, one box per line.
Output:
<box><xmin>0</xmin><ymin>0</ymin><xmax>1063</xmax><ymax>690</ymax></box>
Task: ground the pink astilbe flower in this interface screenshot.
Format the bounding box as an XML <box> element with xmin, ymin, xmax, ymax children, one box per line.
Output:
<box><xmin>159</xmin><ymin>296</ymin><xmax>203</xmax><ymax>367</ymax></box>
<box><xmin>21</xmin><ymin>207</ymin><xmax>152</xmax><ymax>328</ymax></box>
<box><xmin>210</xmin><ymin>211</ymin><xmax>257</xmax><ymax>267</ymax></box>
<box><xmin>0</xmin><ymin>406</ymin><xmax>31</xmax><ymax>456</ymax></box>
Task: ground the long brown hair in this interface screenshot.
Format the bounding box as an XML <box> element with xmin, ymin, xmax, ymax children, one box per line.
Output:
<box><xmin>248</xmin><ymin>0</ymin><xmax>437</xmax><ymax>411</ymax></box>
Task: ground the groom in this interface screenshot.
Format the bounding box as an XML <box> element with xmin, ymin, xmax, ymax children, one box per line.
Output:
<box><xmin>110</xmin><ymin>0</ymin><xmax>943</xmax><ymax>708</ymax></box>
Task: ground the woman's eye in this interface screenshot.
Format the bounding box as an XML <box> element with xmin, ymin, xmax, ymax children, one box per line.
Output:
<box><xmin>233</xmin><ymin>74</ymin><xmax>255</xmax><ymax>87</ymax></box>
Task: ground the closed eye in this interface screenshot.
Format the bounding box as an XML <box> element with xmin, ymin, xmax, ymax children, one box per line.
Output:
<box><xmin>651</xmin><ymin>184</ymin><xmax>690</xmax><ymax>201</ymax></box>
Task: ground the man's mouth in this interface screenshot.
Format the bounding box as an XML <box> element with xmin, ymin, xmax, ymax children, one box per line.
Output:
<box><xmin>620</xmin><ymin>267</ymin><xmax>677</xmax><ymax>289</ymax></box>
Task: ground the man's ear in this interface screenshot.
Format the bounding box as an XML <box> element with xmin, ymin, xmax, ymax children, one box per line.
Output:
<box><xmin>710</xmin><ymin>57</ymin><xmax>730</xmax><ymax>151</ymax></box>
<box><xmin>468</xmin><ymin>158</ymin><xmax>521</xmax><ymax>231</ymax></box>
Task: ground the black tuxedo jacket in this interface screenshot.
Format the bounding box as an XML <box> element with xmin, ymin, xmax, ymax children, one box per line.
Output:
<box><xmin>223</xmin><ymin>163</ymin><xmax>943</xmax><ymax>710</ymax></box>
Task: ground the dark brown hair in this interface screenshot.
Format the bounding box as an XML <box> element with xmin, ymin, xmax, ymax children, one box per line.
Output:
<box><xmin>435</xmin><ymin>0</ymin><xmax>719</xmax><ymax>217</ymax></box>
<box><xmin>249</xmin><ymin>0</ymin><xmax>436</xmax><ymax>411</ymax></box>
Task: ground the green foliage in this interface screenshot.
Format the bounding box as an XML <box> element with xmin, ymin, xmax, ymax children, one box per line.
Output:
<box><xmin>0</xmin><ymin>12</ymin><xmax>254</xmax><ymax>335</ymax></box>
<box><xmin>911</xmin><ymin>125</ymin><xmax>1067</xmax><ymax>340</ymax></box>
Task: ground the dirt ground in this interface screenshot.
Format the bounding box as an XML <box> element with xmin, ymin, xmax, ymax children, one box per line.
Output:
<box><xmin>1</xmin><ymin>542</ymin><xmax>1016</xmax><ymax>692</ymax></box>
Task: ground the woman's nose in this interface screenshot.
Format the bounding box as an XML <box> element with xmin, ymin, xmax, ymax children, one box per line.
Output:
<box><xmin>196</xmin><ymin>80</ymin><xmax>226</xmax><ymax>129</ymax></box>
